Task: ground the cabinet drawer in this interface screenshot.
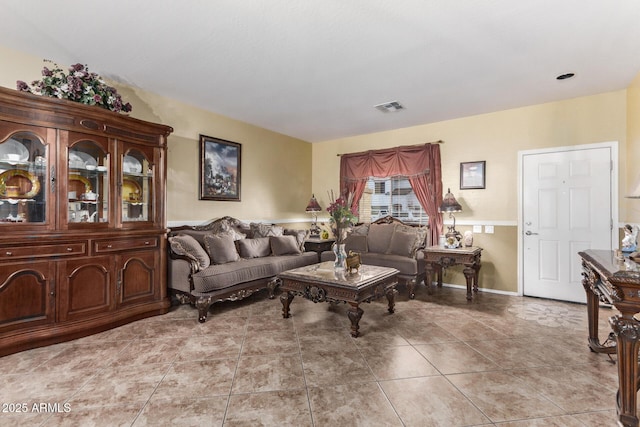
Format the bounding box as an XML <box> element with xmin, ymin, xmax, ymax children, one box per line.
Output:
<box><xmin>94</xmin><ymin>237</ymin><xmax>158</xmax><ymax>253</ymax></box>
<box><xmin>0</xmin><ymin>242</ymin><xmax>88</xmax><ymax>260</ymax></box>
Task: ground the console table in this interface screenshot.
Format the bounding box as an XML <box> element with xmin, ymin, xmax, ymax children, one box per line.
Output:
<box><xmin>579</xmin><ymin>249</ymin><xmax>640</xmax><ymax>427</ymax></box>
<box><xmin>422</xmin><ymin>246</ymin><xmax>483</xmax><ymax>300</ymax></box>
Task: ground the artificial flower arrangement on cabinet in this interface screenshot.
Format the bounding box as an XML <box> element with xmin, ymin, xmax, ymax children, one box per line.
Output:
<box><xmin>326</xmin><ymin>190</ymin><xmax>357</xmax><ymax>270</ymax></box>
<box><xmin>16</xmin><ymin>60</ymin><xmax>132</xmax><ymax>113</ymax></box>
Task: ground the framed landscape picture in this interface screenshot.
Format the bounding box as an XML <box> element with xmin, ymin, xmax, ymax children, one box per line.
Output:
<box><xmin>199</xmin><ymin>135</ymin><xmax>241</xmax><ymax>201</ymax></box>
<box><xmin>460</xmin><ymin>160</ymin><xmax>486</xmax><ymax>189</ymax></box>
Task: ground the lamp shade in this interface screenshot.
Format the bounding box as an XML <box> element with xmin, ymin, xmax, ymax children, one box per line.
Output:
<box><xmin>439</xmin><ymin>188</ymin><xmax>462</xmax><ymax>213</ymax></box>
<box><xmin>305</xmin><ymin>194</ymin><xmax>322</xmax><ymax>212</ymax></box>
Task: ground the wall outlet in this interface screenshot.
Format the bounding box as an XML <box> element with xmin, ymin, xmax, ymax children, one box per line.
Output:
<box><xmin>472</xmin><ymin>225</ymin><xmax>482</xmax><ymax>233</ymax></box>
<box><xmin>485</xmin><ymin>225</ymin><xmax>494</xmax><ymax>234</ymax></box>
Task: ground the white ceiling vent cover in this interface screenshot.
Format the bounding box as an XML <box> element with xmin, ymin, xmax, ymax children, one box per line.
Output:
<box><xmin>374</xmin><ymin>101</ymin><xmax>405</xmax><ymax>113</ymax></box>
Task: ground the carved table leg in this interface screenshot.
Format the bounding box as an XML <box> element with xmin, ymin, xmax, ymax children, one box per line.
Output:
<box><xmin>347</xmin><ymin>303</ymin><xmax>364</xmax><ymax>337</ymax></box>
<box><xmin>386</xmin><ymin>287</ymin><xmax>397</xmax><ymax>314</ymax></box>
<box><xmin>280</xmin><ymin>291</ymin><xmax>294</xmax><ymax>318</ymax></box>
<box><xmin>462</xmin><ymin>265</ymin><xmax>475</xmax><ymax>301</ymax></box>
<box><xmin>472</xmin><ymin>264</ymin><xmax>480</xmax><ymax>293</ymax></box>
<box><xmin>584</xmin><ymin>279</ymin><xmax>616</xmax><ymax>354</ymax></box>
<box><xmin>610</xmin><ymin>315</ymin><xmax>640</xmax><ymax>427</ymax></box>
<box><xmin>425</xmin><ymin>263</ymin><xmax>435</xmax><ymax>295</ymax></box>
<box><xmin>436</xmin><ymin>264</ymin><xmax>443</xmax><ymax>287</ymax></box>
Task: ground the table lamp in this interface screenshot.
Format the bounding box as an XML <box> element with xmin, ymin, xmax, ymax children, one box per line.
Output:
<box><xmin>439</xmin><ymin>188</ymin><xmax>462</xmax><ymax>247</ymax></box>
<box><xmin>305</xmin><ymin>194</ymin><xmax>322</xmax><ymax>237</ymax></box>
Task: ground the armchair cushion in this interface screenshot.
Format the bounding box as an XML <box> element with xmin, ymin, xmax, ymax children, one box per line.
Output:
<box><xmin>388</xmin><ymin>230</ymin><xmax>416</xmax><ymax>257</ymax></box>
<box><xmin>367</xmin><ymin>223</ymin><xmax>396</xmax><ymax>254</ymax></box>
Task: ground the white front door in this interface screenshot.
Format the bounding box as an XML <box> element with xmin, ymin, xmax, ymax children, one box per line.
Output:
<box><xmin>521</xmin><ymin>144</ymin><xmax>616</xmax><ymax>303</ymax></box>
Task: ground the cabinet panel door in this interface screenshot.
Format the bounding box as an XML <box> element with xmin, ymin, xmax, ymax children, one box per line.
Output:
<box><xmin>118</xmin><ymin>249</ymin><xmax>158</xmax><ymax>307</ymax></box>
<box><xmin>59</xmin><ymin>256</ymin><xmax>114</xmax><ymax>321</ymax></box>
<box><xmin>0</xmin><ymin>261</ymin><xmax>54</xmax><ymax>333</ymax></box>
<box><xmin>62</xmin><ymin>131</ymin><xmax>113</xmax><ymax>229</ymax></box>
<box><xmin>119</xmin><ymin>141</ymin><xmax>162</xmax><ymax>228</ymax></box>
<box><xmin>0</xmin><ymin>123</ymin><xmax>55</xmax><ymax>231</ymax></box>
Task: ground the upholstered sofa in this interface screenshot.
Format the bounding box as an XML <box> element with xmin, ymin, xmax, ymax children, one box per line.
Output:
<box><xmin>168</xmin><ymin>216</ymin><xmax>317</xmax><ymax>322</ymax></box>
<box><xmin>321</xmin><ymin>216</ymin><xmax>429</xmax><ymax>298</ymax></box>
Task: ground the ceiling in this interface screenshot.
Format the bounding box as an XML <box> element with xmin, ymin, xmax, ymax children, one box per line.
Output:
<box><xmin>1</xmin><ymin>0</ymin><xmax>640</xmax><ymax>143</ymax></box>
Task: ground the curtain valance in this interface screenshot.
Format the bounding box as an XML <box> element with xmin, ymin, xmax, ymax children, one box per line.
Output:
<box><xmin>339</xmin><ymin>143</ymin><xmax>443</xmax><ymax>244</ymax></box>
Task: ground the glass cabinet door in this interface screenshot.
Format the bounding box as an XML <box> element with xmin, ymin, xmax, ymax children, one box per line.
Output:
<box><xmin>121</xmin><ymin>149</ymin><xmax>153</xmax><ymax>223</ymax></box>
<box><xmin>0</xmin><ymin>131</ymin><xmax>48</xmax><ymax>224</ymax></box>
<box><xmin>68</xmin><ymin>140</ymin><xmax>109</xmax><ymax>224</ymax></box>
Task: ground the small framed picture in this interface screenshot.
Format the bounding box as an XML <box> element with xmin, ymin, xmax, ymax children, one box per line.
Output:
<box><xmin>199</xmin><ymin>135</ymin><xmax>241</xmax><ymax>201</ymax></box>
<box><xmin>460</xmin><ymin>161</ymin><xmax>486</xmax><ymax>190</ymax></box>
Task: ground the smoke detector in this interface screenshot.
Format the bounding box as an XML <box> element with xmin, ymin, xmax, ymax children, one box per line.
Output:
<box><xmin>374</xmin><ymin>101</ymin><xmax>405</xmax><ymax>113</ymax></box>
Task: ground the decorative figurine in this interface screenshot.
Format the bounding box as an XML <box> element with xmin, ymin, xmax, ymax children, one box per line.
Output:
<box><xmin>463</xmin><ymin>230</ymin><xmax>474</xmax><ymax>247</ymax></box>
<box><xmin>346</xmin><ymin>251</ymin><xmax>361</xmax><ymax>274</ymax></box>
<box><xmin>622</xmin><ymin>224</ymin><xmax>639</xmax><ymax>253</ymax></box>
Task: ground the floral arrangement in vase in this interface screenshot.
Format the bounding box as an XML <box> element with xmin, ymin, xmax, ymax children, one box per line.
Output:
<box><xmin>326</xmin><ymin>190</ymin><xmax>357</xmax><ymax>244</ymax></box>
<box><xmin>17</xmin><ymin>60</ymin><xmax>132</xmax><ymax>113</ymax></box>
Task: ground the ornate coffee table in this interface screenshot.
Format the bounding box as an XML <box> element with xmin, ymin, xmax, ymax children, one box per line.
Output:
<box><xmin>278</xmin><ymin>261</ymin><xmax>399</xmax><ymax>337</ymax></box>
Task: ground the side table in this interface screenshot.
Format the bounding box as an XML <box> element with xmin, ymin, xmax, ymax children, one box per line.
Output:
<box><xmin>422</xmin><ymin>246</ymin><xmax>483</xmax><ymax>300</ymax></box>
<box><xmin>304</xmin><ymin>237</ymin><xmax>335</xmax><ymax>262</ymax></box>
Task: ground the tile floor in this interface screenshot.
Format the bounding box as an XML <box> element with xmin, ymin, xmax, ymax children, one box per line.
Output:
<box><xmin>0</xmin><ymin>283</ymin><xmax>623</xmax><ymax>426</ymax></box>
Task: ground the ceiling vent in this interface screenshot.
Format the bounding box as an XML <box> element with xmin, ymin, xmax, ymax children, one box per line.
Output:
<box><xmin>374</xmin><ymin>101</ymin><xmax>404</xmax><ymax>113</ymax></box>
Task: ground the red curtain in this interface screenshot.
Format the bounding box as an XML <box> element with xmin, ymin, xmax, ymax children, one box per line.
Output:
<box><xmin>339</xmin><ymin>143</ymin><xmax>443</xmax><ymax>245</ymax></box>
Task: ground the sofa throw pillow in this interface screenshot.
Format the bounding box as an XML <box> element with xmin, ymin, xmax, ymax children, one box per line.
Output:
<box><xmin>204</xmin><ymin>232</ymin><xmax>240</xmax><ymax>264</ymax></box>
<box><xmin>250</xmin><ymin>222</ymin><xmax>284</xmax><ymax>238</ymax></box>
<box><xmin>237</xmin><ymin>237</ymin><xmax>271</xmax><ymax>258</ymax></box>
<box><xmin>270</xmin><ymin>235</ymin><xmax>302</xmax><ymax>256</ymax></box>
<box><xmin>284</xmin><ymin>228</ymin><xmax>310</xmax><ymax>252</ymax></box>
<box><xmin>345</xmin><ymin>234</ymin><xmax>368</xmax><ymax>253</ymax></box>
<box><xmin>395</xmin><ymin>224</ymin><xmax>429</xmax><ymax>257</ymax></box>
<box><xmin>367</xmin><ymin>223</ymin><xmax>396</xmax><ymax>254</ymax></box>
<box><xmin>169</xmin><ymin>234</ymin><xmax>210</xmax><ymax>269</ymax></box>
<box><xmin>388</xmin><ymin>230</ymin><xmax>417</xmax><ymax>257</ymax></box>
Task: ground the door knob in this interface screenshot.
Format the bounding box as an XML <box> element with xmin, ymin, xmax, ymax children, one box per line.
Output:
<box><xmin>525</xmin><ymin>231</ymin><xmax>539</xmax><ymax>236</ymax></box>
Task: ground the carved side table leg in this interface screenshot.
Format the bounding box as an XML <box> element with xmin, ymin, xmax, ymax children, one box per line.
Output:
<box><xmin>610</xmin><ymin>315</ymin><xmax>640</xmax><ymax>427</ymax></box>
<box><xmin>347</xmin><ymin>303</ymin><xmax>364</xmax><ymax>337</ymax></box>
<box><xmin>473</xmin><ymin>264</ymin><xmax>480</xmax><ymax>294</ymax></box>
<box><xmin>386</xmin><ymin>286</ymin><xmax>397</xmax><ymax>314</ymax></box>
<box><xmin>280</xmin><ymin>291</ymin><xmax>294</xmax><ymax>318</ymax></box>
<box><xmin>425</xmin><ymin>263</ymin><xmax>435</xmax><ymax>295</ymax></box>
<box><xmin>436</xmin><ymin>264</ymin><xmax>443</xmax><ymax>287</ymax></box>
<box><xmin>463</xmin><ymin>265</ymin><xmax>475</xmax><ymax>301</ymax></box>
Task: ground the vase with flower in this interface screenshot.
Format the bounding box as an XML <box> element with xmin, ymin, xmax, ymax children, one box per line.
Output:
<box><xmin>327</xmin><ymin>190</ymin><xmax>357</xmax><ymax>270</ymax></box>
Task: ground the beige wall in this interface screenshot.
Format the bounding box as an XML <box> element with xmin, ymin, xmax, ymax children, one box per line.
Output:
<box><xmin>627</xmin><ymin>72</ymin><xmax>640</xmax><ymax>223</ymax></box>
<box><xmin>2</xmin><ymin>43</ymin><xmax>639</xmax><ymax>294</ymax></box>
<box><xmin>0</xmin><ymin>44</ymin><xmax>313</xmax><ymax>225</ymax></box>
<box><xmin>312</xmin><ymin>90</ymin><xmax>630</xmax><ymax>293</ymax></box>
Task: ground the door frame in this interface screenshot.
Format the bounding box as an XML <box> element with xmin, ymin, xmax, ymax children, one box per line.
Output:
<box><xmin>517</xmin><ymin>141</ymin><xmax>619</xmax><ymax>297</ymax></box>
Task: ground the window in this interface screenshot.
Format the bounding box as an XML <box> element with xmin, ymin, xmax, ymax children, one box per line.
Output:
<box><xmin>360</xmin><ymin>177</ymin><xmax>428</xmax><ymax>224</ymax></box>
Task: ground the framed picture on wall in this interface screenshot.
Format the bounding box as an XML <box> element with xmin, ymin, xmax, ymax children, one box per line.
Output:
<box><xmin>199</xmin><ymin>135</ymin><xmax>241</xmax><ymax>201</ymax></box>
<box><xmin>460</xmin><ymin>161</ymin><xmax>486</xmax><ymax>189</ymax></box>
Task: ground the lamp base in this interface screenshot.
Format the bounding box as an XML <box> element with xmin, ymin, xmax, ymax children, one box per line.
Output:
<box><xmin>445</xmin><ymin>227</ymin><xmax>462</xmax><ymax>248</ymax></box>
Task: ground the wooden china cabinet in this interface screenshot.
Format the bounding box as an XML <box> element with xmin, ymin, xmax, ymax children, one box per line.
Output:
<box><xmin>0</xmin><ymin>86</ymin><xmax>172</xmax><ymax>356</ymax></box>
